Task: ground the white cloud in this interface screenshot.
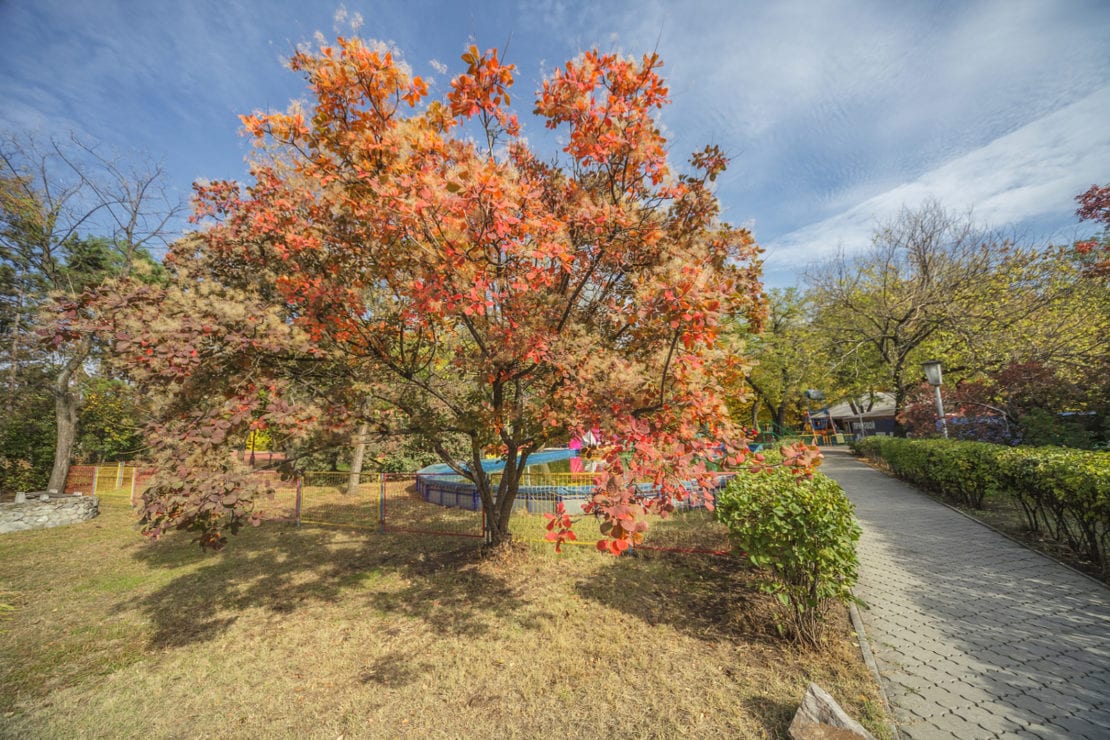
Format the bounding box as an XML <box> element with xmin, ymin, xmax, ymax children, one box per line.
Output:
<box><xmin>429</xmin><ymin>58</ymin><xmax>449</xmax><ymax>75</ymax></box>
<box><xmin>763</xmin><ymin>85</ymin><xmax>1110</xmax><ymax>268</ymax></box>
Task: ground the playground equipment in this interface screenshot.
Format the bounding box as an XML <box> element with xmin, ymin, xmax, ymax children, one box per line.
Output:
<box><xmin>802</xmin><ymin>389</ymin><xmax>845</xmax><ymax>445</ymax></box>
<box><xmin>414</xmin><ymin>448</ymin><xmax>726</xmax><ymax>515</ymax></box>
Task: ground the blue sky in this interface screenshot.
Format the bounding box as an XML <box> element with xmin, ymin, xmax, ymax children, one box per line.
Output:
<box><xmin>2</xmin><ymin>0</ymin><xmax>1108</xmax><ymax>287</ymax></box>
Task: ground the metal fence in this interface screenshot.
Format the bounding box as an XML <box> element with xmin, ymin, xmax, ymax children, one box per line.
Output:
<box><xmin>64</xmin><ymin>463</ymin><xmax>154</xmax><ymax>505</ymax></box>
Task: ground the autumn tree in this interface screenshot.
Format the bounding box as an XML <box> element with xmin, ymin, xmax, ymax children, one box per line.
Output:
<box><xmin>1</xmin><ymin>133</ymin><xmax>179</xmax><ymax>491</ymax></box>
<box><xmin>1074</xmin><ymin>183</ymin><xmax>1110</xmax><ymax>278</ymax></box>
<box><xmin>75</xmin><ymin>376</ymin><xmax>147</xmax><ymax>463</ymax></box>
<box><xmin>94</xmin><ymin>38</ymin><xmax>812</xmax><ymax>551</ymax></box>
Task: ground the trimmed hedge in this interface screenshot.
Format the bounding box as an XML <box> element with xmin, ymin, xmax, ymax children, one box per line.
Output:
<box><xmin>716</xmin><ymin>468</ymin><xmax>861</xmax><ymax>645</ymax></box>
<box><xmin>852</xmin><ymin>437</ymin><xmax>1110</xmax><ymax>573</ymax></box>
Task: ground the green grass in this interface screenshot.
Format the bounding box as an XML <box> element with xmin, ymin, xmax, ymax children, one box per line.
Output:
<box><xmin>0</xmin><ymin>489</ymin><xmax>890</xmax><ymax>738</ymax></box>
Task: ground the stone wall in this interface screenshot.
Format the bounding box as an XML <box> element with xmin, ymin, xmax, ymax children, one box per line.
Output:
<box><xmin>0</xmin><ymin>495</ymin><xmax>99</xmax><ymax>534</ymax></box>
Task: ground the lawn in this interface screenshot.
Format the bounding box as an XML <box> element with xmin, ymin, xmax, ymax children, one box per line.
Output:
<box><xmin>0</xmin><ymin>488</ymin><xmax>889</xmax><ymax>738</ymax></box>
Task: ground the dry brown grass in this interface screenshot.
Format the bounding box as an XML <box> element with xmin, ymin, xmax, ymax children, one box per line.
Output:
<box><xmin>0</xmin><ymin>489</ymin><xmax>889</xmax><ymax>738</ymax></box>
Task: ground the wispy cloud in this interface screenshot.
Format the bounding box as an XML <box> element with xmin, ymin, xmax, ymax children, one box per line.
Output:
<box><xmin>563</xmin><ymin>0</ymin><xmax>1110</xmax><ymax>289</ymax></box>
<box><xmin>763</xmin><ymin>85</ymin><xmax>1110</xmax><ymax>277</ymax></box>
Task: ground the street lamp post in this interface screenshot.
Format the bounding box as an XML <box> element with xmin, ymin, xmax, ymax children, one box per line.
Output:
<box><xmin>922</xmin><ymin>360</ymin><xmax>948</xmax><ymax>438</ymax></box>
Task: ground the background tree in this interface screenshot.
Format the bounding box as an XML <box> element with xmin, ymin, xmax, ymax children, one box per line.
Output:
<box><xmin>908</xmin><ymin>220</ymin><xmax>1109</xmax><ymax>445</ymax></box>
<box><xmin>1</xmin><ymin>133</ymin><xmax>179</xmax><ymax>491</ymax></box>
<box><xmin>74</xmin><ymin>376</ymin><xmax>147</xmax><ymax>463</ymax></box>
<box><xmin>806</xmin><ymin>201</ymin><xmax>1034</xmax><ymax>434</ymax></box>
<box><xmin>97</xmin><ymin>38</ymin><xmax>815</xmax><ymax>551</ymax></box>
<box><xmin>737</xmin><ymin>288</ymin><xmax>833</xmax><ymax>435</ymax></box>
<box><xmin>827</xmin><ymin>193</ymin><xmax>1109</xmax><ymax>446</ymax></box>
<box><xmin>0</xmin><ymin>364</ymin><xmax>55</xmax><ymax>492</ymax></box>
<box><xmin>899</xmin><ymin>360</ymin><xmax>1103</xmax><ymax>447</ymax></box>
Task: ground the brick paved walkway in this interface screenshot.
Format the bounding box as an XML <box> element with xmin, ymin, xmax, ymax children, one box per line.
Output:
<box><xmin>820</xmin><ymin>448</ymin><xmax>1110</xmax><ymax>739</ymax></box>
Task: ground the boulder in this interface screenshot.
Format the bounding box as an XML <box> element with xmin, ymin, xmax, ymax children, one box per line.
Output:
<box><xmin>788</xmin><ymin>683</ymin><xmax>873</xmax><ymax>740</ymax></box>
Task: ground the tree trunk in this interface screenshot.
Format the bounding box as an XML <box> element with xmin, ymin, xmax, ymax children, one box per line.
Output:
<box><xmin>346</xmin><ymin>422</ymin><xmax>369</xmax><ymax>495</ymax></box>
<box><xmin>470</xmin><ymin>444</ymin><xmax>523</xmax><ymax>549</ymax></box>
<box><xmin>7</xmin><ymin>281</ymin><xmax>22</xmax><ymax>400</ymax></box>
<box><xmin>47</xmin><ymin>389</ymin><xmax>78</xmax><ymax>493</ymax></box>
<box><xmin>773</xmin><ymin>402</ymin><xmax>788</xmax><ymax>436</ymax></box>
<box><xmin>486</xmin><ymin>479</ymin><xmax>518</xmax><ymax>548</ymax></box>
<box><xmin>892</xmin><ymin>383</ymin><xmax>908</xmax><ymax>437</ymax></box>
<box><xmin>485</xmin><ymin>461</ymin><xmax>516</xmax><ymax>548</ymax></box>
<box><xmin>46</xmin><ymin>337</ymin><xmax>90</xmax><ymax>493</ymax></box>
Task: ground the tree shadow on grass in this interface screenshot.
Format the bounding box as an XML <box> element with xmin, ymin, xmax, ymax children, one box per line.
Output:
<box><xmin>357</xmin><ymin>651</ymin><xmax>433</xmax><ymax>688</ymax></box>
<box><xmin>119</xmin><ymin>521</ymin><xmax>525</xmax><ymax>650</ymax></box>
<box><xmin>577</xmin><ymin>551</ymin><xmax>816</xmax><ymax>733</ymax></box>
<box><xmin>742</xmin><ymin>694</ymin><xmax>801</xmax><ymax>732</ymax></box>
<box><xmin>575</xmin><ymin>550</ymin><xmax>774</xmax><ymax>643</ymax></box>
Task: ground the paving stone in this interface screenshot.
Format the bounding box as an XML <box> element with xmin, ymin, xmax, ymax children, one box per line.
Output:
<box><xmin>973</xmin><ymin>709</ymin><xmax>1031</xmax><ymax>738</ymax></box>
<box><xmin>952</xmin><ymin>703</ymin><xmax>1009</xmax><ymax>731</ymax></box>
<box><xmin>993</xmin><ymin>674</ymin><xmax>1054</xmax><ymax>698</ymax></box>
<box><xmin>1044</xmin><ymin>713</ymin><xmax>1110</xmax><ymax>739</ymax></box>
<box><xmin>1001</xmin><ymin>689</ymin><xmax>1066</xmax><ymax>717</ymax></box>
<box><xmin>940</xmin><ymin>683</ymin><xmax>1000</xmax><ymax>711</ymax></box>
<box><xmin>890</xmin><ymin>692</ymin><xmax>941</xmax><ymax>721</ymax></box>
<box><xmin>898</xmin><ymin>721</ymin><xmax>949</xmax><ymax>740</ymax></box>
<box><xmin>924</xmin><ymin>710</ymin><xmax>987</xmax><ymax>737</ymax></box>
<box><xmin>889</xmin><ymin>662</ymin><xmax>964</xmax><ymax>689</ymax></box>
<box><xmin>1017</xmin><ymin>720</ymin><xmax>1073</xmax><ymax>740</ymax></box>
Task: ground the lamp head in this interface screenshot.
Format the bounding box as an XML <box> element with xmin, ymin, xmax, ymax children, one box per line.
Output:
<box><xmin>922</xmin><ymin>360</ymin><xmax>944</xmax><ymax>387</ymax></box>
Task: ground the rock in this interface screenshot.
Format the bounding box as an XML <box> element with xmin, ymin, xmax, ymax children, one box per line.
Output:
<box><xmin>788</xmin><ymin>683</ymin><xmax>873</xmax><ymax>740</ymax></box>
<box><xmin>14</xmin><ymin>492</ymin><xmax>26</xmax><ymax>504</ymax></box>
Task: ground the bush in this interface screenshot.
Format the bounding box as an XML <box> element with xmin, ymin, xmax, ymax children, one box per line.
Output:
<box><xmin>0</xmin><ymin>385</ymin><xmax>55</xmax><ymax>494</ymax></box>
<box><xmin>0</xmin><ymin>457</ymin><xmax>43</xmax><ymax>495</ymax></box>
<box><xmin>994</xmin><ymin>446</ymin><xmax>1110</xmax><ymax>571</ymax></box>
<box><xmin>853</xmin><ymin>437</ymin><xmax>1110</xmax><ymax>573</ymax></box>
<box><xmin>1018</xmin><ymin>408</ymin><xmax>1093</xmax><ymax>449</ymax></box>
<box><xmin>851</xmin><ymin>437</ymin><xmax>1004</xmax><ymax>508</ymax></box>
<box><xmin>716</xmin><ymin>468</ymin><xmax>861</xmax><ymax>645</ymax></box>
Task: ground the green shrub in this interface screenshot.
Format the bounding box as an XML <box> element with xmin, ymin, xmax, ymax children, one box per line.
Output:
<box><xmin>994</xmin><ymin>446</ymin><xmax>1110</xmax><ymax>570</ymax></box>
<box><xmin>1018</xmin><ymin>408</ymin><xmax>1093</xmax><ymax>449</ymax></box>
<box><xmin>851</xmin><ymin>437</ymin><xmax>1005</xmax><ymax>508</ymax></box>
<box><xmin>716</xmin><ymin>468</ymin><xmax>861</xmax><ymax>645</ymax></box>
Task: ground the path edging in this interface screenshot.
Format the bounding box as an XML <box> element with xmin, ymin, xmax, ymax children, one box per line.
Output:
<box><xmin>849</xmin><ymin>598</ymin><xmax>901</xmax><ymax>739</ymax></box>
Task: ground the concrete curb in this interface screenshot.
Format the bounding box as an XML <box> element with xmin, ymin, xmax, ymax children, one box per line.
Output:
<box><xmin>849</xmin><ymin>598</ymin><xmax>901</xmax><ymax>740</ymax></box>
